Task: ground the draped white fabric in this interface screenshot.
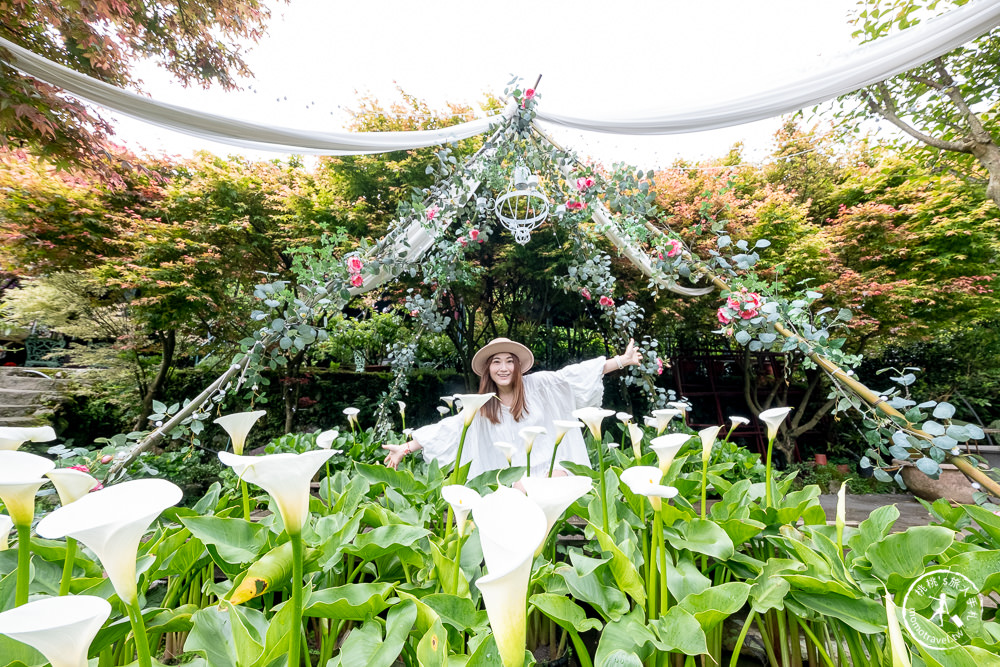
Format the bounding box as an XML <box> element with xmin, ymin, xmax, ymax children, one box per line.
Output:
<box><xmin>535</xmin><ymin>0</ymin><xmax>1000</xmax><ymax>134</ymax></box>
<box><xmin>2</xmin><ymin>1</ymin><xmax>999</xmax><ymax>152</ymax></box>
<box><xmin>0</xmin><ymin>36</ymin><xmax>500</xmax><ymax>155</ymax></box>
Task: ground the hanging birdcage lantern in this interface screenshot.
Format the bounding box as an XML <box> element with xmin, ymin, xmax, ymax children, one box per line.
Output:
<box><xmin>492</xmin><ymin>166</ymin><xmax>549</xmax><ymax>245</ymax></box>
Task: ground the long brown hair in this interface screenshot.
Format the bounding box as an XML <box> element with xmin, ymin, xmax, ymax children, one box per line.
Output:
<box><xmin>478</xmin><ymin>353</ymin><xmax>529</xmax><ymax>424</ymax></box>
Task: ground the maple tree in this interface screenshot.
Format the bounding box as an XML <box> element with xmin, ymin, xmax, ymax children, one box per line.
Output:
<box><xmin>0</xmin><ymin>0</ymin><xmax>280</xmax><ymax>167</ymax></box>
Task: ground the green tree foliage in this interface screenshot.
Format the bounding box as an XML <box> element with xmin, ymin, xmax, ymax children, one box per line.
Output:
<box><xmin>834</xmin><ymin>0</ymin><xmax>1000</xmax><ymax>207</ymax></box>
<box><xmin>0</xmin><ymin>0</ymin><xmax>280</xmax><ymax>167</ymax></box>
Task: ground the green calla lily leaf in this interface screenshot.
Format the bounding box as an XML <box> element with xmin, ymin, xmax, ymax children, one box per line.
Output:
<box><xmin>665</xmin><ymin>518</ymin><xmax>734</xmax><ymax>560</ymax></box>
<box><xmin>677</xmin><ymin>581</ymin><xmax>750</xmax><ymax>632</ymax></box>
<box><xmin>303</xmin><ymin>582</ymin><xmax>394</xmax><ymax>620</ymax></box>
<box><xmin>530</xmin><ymin>593</ymin><xmax>603</xmax><ymax>633</ymax></box>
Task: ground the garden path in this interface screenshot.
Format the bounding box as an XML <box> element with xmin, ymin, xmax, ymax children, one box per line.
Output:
<box><xmin>817</xmin><ymin>493</ymin><xmax>930</xmax><ymax>531</ymax></box>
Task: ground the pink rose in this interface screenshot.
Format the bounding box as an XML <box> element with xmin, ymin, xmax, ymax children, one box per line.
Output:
<box><xmin>599</xmin><ymin>295</ymin><xmax>614</xmax><ymax>307</ymax></box>
<box><xmin>349</xmin><ymin>274</ymin><xmax>364</xmax><ymax>287</ymax></box>
<box><xmin>410</xmin><ymin>310</ymin><xmax>419</xmax><ymax>317</ymax></box>
<box><xmin>665</xmin><ymin>239</ymin><xmax>682</xmax><ymax>258</ymax></box>
<box><xmin>524</xmin><ymin>88</ymin><xmax>535</xmax><ymax>100</ymax></box>
<box><xmin>347</xmin><ymin>256</ymin><xmax>363</xmax><ymax>274</ymax></box>
<box><xmin>426</xmin><ymin>206</ymin><xmax>440</xmax><ymax>220</ymax></box>
<box><xmin>585</xmin><ymin>177</ymin><xmax>595</xmax><ymax>188</ymax></box>
<box><xmin>69</xmin><ymin>464</ymin><xmax>90</xmax><ymax>473</ymax></box>
<box><xmin>581</xmin><ymin>288</ymin><xmax>592</xmax><ymax>300</ymax></box>
<box><xmin>726</xmin><ymin>295</ymin><xmax>741</xmax><ymax>311</ymax></box>
<box><xmin>741</xmin><ymin>309</ymin><xmax>758</xmax><ymax>320</ymax></box>
<box><xmin>656</xmin><ymin>358</ymin><xmax>664</xmax><ymax>375</ymax></box>
<box><xmin>717</xmin><ymin>308</ymin><xmax>732</xmax><ymax>324</ymax></box>
<box><xmin>566</xmin><ymin>200</ymin><xmax>585</xmax><ymax>211</ymax></box>
<box><xmin>469</xmin><ymin>229</ymin><xmax>480</xmax><ymax>241</ymax></box>
<box><xmin>743</xmin><ymin>292</ymin><xmax>762</xmax><ymax>311</ymax></box>
<box><xmin>458</xmin><ymin>236</ymin><xmax>468</xmax><ymax>247</ymax></box>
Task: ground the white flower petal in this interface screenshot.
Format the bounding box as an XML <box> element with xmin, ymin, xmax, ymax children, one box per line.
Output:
<box><xmin>520</xmin><ymin>475</ymin><xmax>592</xmax><ymax>549</ymax></box>
<box><xmin>456</xmin><ymin>393</ymin><xmax>495</xmax><ymax>426</ymax></box>
<box><xmin>698</xmin><ymin>425</ymin><xmax>723</xmax><ymax>462</ymax></box>
<box><xmin>214</xmin><ymin>410</ymin><xmax>266</xmax><ymax>456</ymax></box>
<box><xmin>759</xmin><ymin>407</ymin><xmax>793</xmax><ymax>440</ymax></box>
<box><xmin>518</xmin><ymin>426</ymin><xmax>547</xmax><ymax>454</ymax></box>
<box><xmin>441</xmin><ymin>485</ymin><xmax>482</xmax><ymax>537</ymax></box>
<box><xmin>0</xmin><ymin>451</ymin><xmax>55</xmax><ymax>525</ymax></box>
<box><xmin>571</xmin><ymin>407</ymin><xmax>615</xmax><ymax>441</ymax></box>
<box><xmin>315</xmin><ymin>429</ymin><xmax>339</xmax><ymax>450</ymax></box>
<box><xmin>650</xmin><ymin>433</ymin><xmax>690</xmax><ymax>474</ymax></box>
<box><xmin>219</xmin><ymin>450</ymin><xmax>335</xmax><ymax>534</ymax></box>
<box><xmin>36</xmin><ymin>479</ymin><xmax>182</xmax><ymax>604</ymax></box>
<box><xmin>0</xmin><ymin>426</ymin><xmax>57</xmax><ymax>451</ymax></box>
<box><xmin>0</xmin><ymin>514</ymin><xmax>11</xmax><ymax>551</ymax></box>
<box><xmin>46</xmin><ymin>469</ymin><xmax>100</xmax><ymax>506</ymax></box>
<box><xmin>0</xmin><ymin>595</ymin><xmax>111</xmax><ymax>667</ymax></box>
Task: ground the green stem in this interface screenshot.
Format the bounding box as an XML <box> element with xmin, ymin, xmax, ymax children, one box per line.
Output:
<box><xmin>125</xmin><ymin>595</ymin><xmax>153</xmax><ymax>667</ymax></box>
<box><xmin>548</xmin><ymin>439</ymin><xmax>563</xmax><ymax>477</ymax></box>
<box><xmin>791</xmin><ymin>617</ymin><xmax>836</xmax><ymax>667</ymax></box>
<box><xmin>449</xmin><ymin>422</ymin><xmax>472</xmax><ymax>485</ymax></box>
<box><xmin>452</xmin><ymin>534</ymin><xmax>464</xmax><ymax>595</ymax></box>
<box><xmin>241</xmin><ymin>479</ymin><xmax>251</xmax><ymax>521</ymax></box>
<box><xmin>756</xmin><ymin>613</ymin><xmax>780</xmax><ymax>667</ymax></box>
<box><xmin>596</xmin><ymin>438</ymin><xmax>609</xmax><ymax>535</ymax></box>
<box><xmin>700</xmin><ymin>456</ymin><xmax>709</xmax><ymax>520</ymax></box>
<box><xmin>729</xmin><ymin>611</ymin><xmax>757</xmax><ymax>667</ymax></box>
<box><xmin>59</xmin><ymin>536</ymin><xmax>77</xmax><ymax>596</ymax></box>
<box><xmin>568</xmin><ymin>628</ymin><xmax>593</xmax><ymax>667</ymax></box>
<box><xmin>289</xmin><ymin>532</ymin><xmax>304</xmax><ymax>667</ymax></box>
<box><xmin>765</xmin><ymin>436</ymin><xmax>775</xmax><ymax>508</ymax></box>
<box><xmin>775</xmin><ymin>610</ymin><xmax>790</xmax><ymax>667</ymax></box>
<box><xmin>526</xmin><ymin>450</ymin><xmax>531</xmax><ymax>476</ymax></box>
<box><xmin>324</xmin><ymin>461</ymin><xmax>332</xmax><ymax>509</ymax></box>
<box><xmin>654</xmin><ymin>508</ymin><xmax>668</xmax><ymax>616</ymax></box>
<box><xmin>15</xmin><ymin>523</ymin><xmax>30</xmax><ymax>606</ymax></box>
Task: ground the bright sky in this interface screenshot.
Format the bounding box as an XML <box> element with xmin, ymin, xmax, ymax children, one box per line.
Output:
<box><xmin>114</xmin><ymin>0</ymin><xmax>863</xmax><ymax>169</ymax></box>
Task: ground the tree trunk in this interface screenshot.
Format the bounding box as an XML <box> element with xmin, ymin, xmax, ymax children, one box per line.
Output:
<box><xmin>969</xmin><ymin>140</ymin><xmax>1000</xmax><ymax>209</ymax></box>
<box><xmin>133</xmin><ymin>329</ymin><xmax>176</xmax><ymax>430</ymax></box>
<box><xmin>282</xmin><ymin>349</ymin><xmax>308</xmax><ymax>434</ymax></box>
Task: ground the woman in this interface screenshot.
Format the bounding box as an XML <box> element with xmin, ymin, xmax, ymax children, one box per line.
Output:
<box><xmin>382</xmin><ymin>337</ymin><xmax>642</xmax><ymax>477</ymax></box>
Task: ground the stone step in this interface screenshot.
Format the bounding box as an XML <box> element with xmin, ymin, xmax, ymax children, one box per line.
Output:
<box><xmin>0</xmin><ymin>404</ymin><xmax>37</xmax><ymax>418</ymax></box>
<box><xmin>0</xmin><ymin>416</ymin><xmax>47</xmax><ymax>428</ymax></box>
<box><xmin>0</xmin><ymin>387</ymin><xmax>56</xmax><ymax>406</ymax></box>
<box><xmin>0</xmin><ymin>376</ymin><xmax>64</xmax><ymax>392</ymax></box>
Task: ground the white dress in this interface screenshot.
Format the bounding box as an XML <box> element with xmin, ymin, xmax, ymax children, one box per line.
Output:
<box><xmin>411</xmin><ymin>357</ymin><xmax>607</xmax><ymax>479</ymax></box>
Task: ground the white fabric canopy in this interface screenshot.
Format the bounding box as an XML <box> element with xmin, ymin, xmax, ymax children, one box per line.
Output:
<box><xmin>535</xmin><ymin>0</ymin><xmax>1000</xmax><ymax>134</ymax></box>
<box><xmin>2</xmin><ymin>0</ymin><xmax>998</xmax><ymax>151</ymax></box>
<box><xmin>0</xmin><ymin>36</ymin><xmax>501</xmax><ymax>155</ymax></box>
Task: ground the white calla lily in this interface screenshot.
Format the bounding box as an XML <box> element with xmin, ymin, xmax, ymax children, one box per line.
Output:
<box><xmin>650</xmin><ymin>408</ymin><xmax>681</xmax><ymax>435</ymax></box>
<box><xmin>219</xmin><ymin>449</ymin><xmax>336</xmax><ymax>535</ymax></box>
<box><xmin>442</xmin><ymin>395</ymin><xmax>455</xmax><ymax>408</ymax></box>
<box><xmin>46</xmin><ymin>469</ymin><xmax>100</xmax><ymax>506</ymax></box>
<box><xmin>36</xmin><ymin>479</ymin><xmax>182</xmax><ymax>604</ymax></box>
<box><xmin>0</xmin><ymin>426</ymin><xmax>57</xmax><ymax>451</ymax></box>
<box><xmin>616</xmin><ymin>412</ymin><xmax>633</xmax><ymax>423</ymax></box>
<box><xmin>474</xmin><ymin>487</ymin><xmax>547</xmax><ymax>667</ymax></box>
<box><xmin>571</xmin><ymin>406</ymin><xmax>615</xmax><ymax>441</ymax></box>
<box><xmin>759</xmin><ymin>406</ymin><xmax>793</xmax><ymax>441</ymax></box>
<box><xmin>620</xmin><ymin>466</ymin><xmax>679</xmax><ymax>511</ymax></box>
<box><xmin>397</xmin><ymin>401</ymin><xmax>406</xmax><ymax>415</ymax></box>
<box><xmin>520</xmin><ymin>475</ymin><xmax>592</xmax><ymax>554</ymax></box>
<box><xmin>698</xmin><ymin>425</ymin><xmax>722</xmax><ymax>463</ymax></box>
<box><xmin>667</xmin><ymin>401</ymin><xmax>691</xmax><ymax>413</ymax></box>
<box><xmin>628</xmin><ymin>423</ymin><xmax>645</xmax><ymax>461</ymax></box>
<box><xmin>0</xmin><ymin>451</ymin><xmax>55</xmax><ymax>525</ymax></box>
<box><xmin>493</xmin><ymin>441</ymin><xmax>518</xmax><ymax>465</ymax></box>
<box><xmin>437</xmin><ymin>406</ymin><xmax>450</xmax><ymax>416</ymax></box>
<box><xmin>729</xmin><ymin>416</ymin><xmax>750</xmax><ymax>429</ymax></box>
<box><xmin>552</xmin><ymin>420</ymin><xmax>584</xmax><ymax>445</ymax></box>
<box><xmin>343</xmin><ymin>407</ymin><xmax>360</xmax><ymax>428</ymax></box>
<box><xmin>0</xmin><ymin>595</ymin><xmax>111</xmax><ymax>667</ymax></box>
<box><xmin>213</xmin><ymin>410</ymin><xmax>266</xmax><ymax>455</ymax></box>
<box><xmin>0</xmin><ymin>514</ymin><xmax>11</xmax><ymax>551</ymax></box>
<box><xmin>315</xmin><ymin>429</ymin><xmax>340</xmax><ymax>450</ymax></box>
<box><xmin>518</xmin><ymin>426</ymin><xmax>546</xmax><ymax>454</ymax></box>
<box><xmin>650</xmin><ymin>433</ymin><xmax>690</xmax><ymax>475</ymax></box>
<box><xmin>455</xmin><ymin>392</ymin><xmax>495</xmax><ymax>426</ymax></box>
<box><xmin>441</xmin><ymin>485</ymin><xmax>482</xmax><ymax>537</ymax></box>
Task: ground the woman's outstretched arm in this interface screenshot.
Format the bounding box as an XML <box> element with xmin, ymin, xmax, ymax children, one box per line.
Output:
<box><xmin>383</xmin><ymin>440</ymin><xmax>423</xmax><ymax>469</ymax></box>
<box><xmin>603</xmin><ymin>338</ymin><xmax>642</xmax><ymax>375</ymax></box>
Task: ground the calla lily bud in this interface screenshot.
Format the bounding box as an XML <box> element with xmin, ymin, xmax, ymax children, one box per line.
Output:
<box><xmin>698</xmin><ymin>425</ymin><xmax>722</xmax><ymax>464</ymax></box>
<box><xmin>628</xmin><ymin>423</ymin><xmax>645</xmax><ymax>461</ymax></box>
<box><xmin>836</xmin><ymin>481</ymin><xmax>847</xmax><ymax>552</ymax></box>
<box><xmin>397</xmin><ymin>401</ymin><xmax>406</xmax><ymax>416</ymax></box>
<box><xmin>214</xmin><ymin>410</ymin><xmax>267</xmax><ymax>456</ymax></box>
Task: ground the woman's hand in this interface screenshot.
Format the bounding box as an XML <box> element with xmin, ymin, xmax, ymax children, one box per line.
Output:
<box><xmin>620</xmin><ymin>338</ymin><xmax>642</xmax><ymax>366</ymax></box>
<box><xmin>382</xmin><ymin>443</ymin><xmax>409</xmax><ymax>469</ymax></box>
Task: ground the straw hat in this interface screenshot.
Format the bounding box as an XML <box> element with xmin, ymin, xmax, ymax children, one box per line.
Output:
<box><xmin>471</xmin><ymin>338</ymin><xmax>534</xmax><ymax>377</ymax></box>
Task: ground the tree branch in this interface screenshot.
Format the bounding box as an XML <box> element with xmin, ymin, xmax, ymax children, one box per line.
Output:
<box><xmin>865</xmin><ymin>84</ymin><xmax>971</xmax><ymax>153</ymax></box>
<box><xmin>931</xmin><ymin>58</ymin><xmax>996</xmax><ymax>146</ymax></box>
